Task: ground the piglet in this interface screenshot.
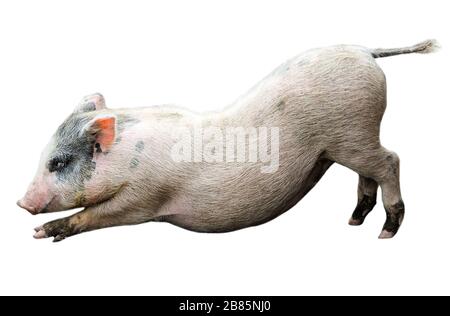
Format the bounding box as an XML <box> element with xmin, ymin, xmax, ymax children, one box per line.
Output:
<box><xmin>18</xmin><ymin>40</ymin><xmax>438</xmax><ymax>241</ymax></box>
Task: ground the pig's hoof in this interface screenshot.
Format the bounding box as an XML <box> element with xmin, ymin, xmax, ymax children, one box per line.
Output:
<box><xmin>33</xmin><ymin>217</ymin><xmax>72</xmax><ymax>242</ymax></box>
<box><xmin>378</xmin><ymin>230</ymin><xmax>395</xmax><ymax>239</ymax></box>
<box><xmin>33</xmin><ymin>226</ymin><xmax>47</xmax><ymax>239</ymax></box>
<box><xmin>349</xmin><ymin>209</ymin><xmax>372</xmax><ymax>226</ymax></box>
<box><xmin>52</xmin><ymin>235</ymin><xmax>66</xmax><ymax>243</ymax></box>
<box><xmin>348</xmin><ymin>217</ymin><xmax>363</xmax><ymax>226</ymax></box>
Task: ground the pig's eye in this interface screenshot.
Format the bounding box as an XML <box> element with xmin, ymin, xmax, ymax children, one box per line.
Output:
<box><xmin>48</xmin><ymin>156</ymin><xmax>72</xmax><ymax>173</ymax></box>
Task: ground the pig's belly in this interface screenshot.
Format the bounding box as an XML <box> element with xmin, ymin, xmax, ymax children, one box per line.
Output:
<box><xmin>165</xmin><ymin>157</ymin><xmax>333</xmax><ymax>233</ymax></box>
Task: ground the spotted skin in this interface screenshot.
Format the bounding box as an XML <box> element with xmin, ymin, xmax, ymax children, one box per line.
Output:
<box><xmin>135</xmin><ymin>140</ymin><xmax>145</xmax><ymax>153</ymax></box>
<box><xmin>129</xmin><ymin>157</ymin><xmax>140</xmax><ymax>169</ymax></box>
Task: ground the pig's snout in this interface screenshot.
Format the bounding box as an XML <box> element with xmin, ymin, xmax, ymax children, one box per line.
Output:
<box><xmin>17</xmin><ymin>180</ymin><xmax>56</xmax><ymax>215</ymax></box>
<box><xmin>17</xmin><ymin>195</ymin><xmax>55</xmax><ymax>215</ymax></box>
<box><xmin>16</xmin><ymin>199</ymin><xmax>38</xmax><ymax>215</ymax></box>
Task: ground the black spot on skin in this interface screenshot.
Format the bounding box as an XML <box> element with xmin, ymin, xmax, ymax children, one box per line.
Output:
<box><xmin>95</xmin><ymin>143</ymin><xmax>102</xmax><ymax>153</ymax></box>
<box><xmin>129</xmin><ymin>158</ymin><xmax>140</xmax><ymax>169</ymax></box>
<box><xmin>277</xmin><ymin>101</ymin><xmax>286</xmax><ymax>110</ymax></box>
<box><xmin>135</xmin><ymin>141</ymin><xmax>145</xmax><ymax>153</ymax></box>
<box><xmin>351</xmin><ymin>194</ymin><xmax>377</xmax><ymax>224</ymax></box>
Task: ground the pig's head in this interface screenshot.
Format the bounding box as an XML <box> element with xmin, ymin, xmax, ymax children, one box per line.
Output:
<box><xmin>17</xmin><ymin>93</ymin><xmax>120</xmax><ymax>214</ymax></box>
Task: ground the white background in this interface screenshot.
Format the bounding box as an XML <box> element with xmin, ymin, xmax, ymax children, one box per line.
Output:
<box><xmin>0</xmin><ymin>0</ymin><xmax>448</xmax><ymax>296</ymax></box>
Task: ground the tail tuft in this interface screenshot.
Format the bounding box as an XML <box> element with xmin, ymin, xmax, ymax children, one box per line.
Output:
<box><xmin>415</xmin><ymin>39</ymin><xmax>440</xmax><ymax>54</ymax></box>
<box><xmin>371</xmin><ymin>39</ymin><xmax>440</xmax><ymax>58</ymax></box>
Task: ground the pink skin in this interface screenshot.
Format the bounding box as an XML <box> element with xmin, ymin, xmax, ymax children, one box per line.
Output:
<box><xmin>33</xmin><ymin>226</ymin><xmax>46</xmax><ymax>239</ymax></box>
<box><xmin>17</xmin><ymin>173</ymin><xmax>58</xmax><ymax>215</ymax></box>
<box><xmin>379</xmin><ymin>230</ymin><xmax>395</xmax><ymax>239</ymax></box>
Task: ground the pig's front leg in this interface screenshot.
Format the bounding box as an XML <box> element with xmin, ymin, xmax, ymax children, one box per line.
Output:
<box><xmin>33</xmin><ymin>190</ymin><xmax>156</xmax><ymax>242</ymax></box>
<box><xmin>34</xmin><ymin>208</ymin><xmax>154</xmax><ymax>242</ymax></box>
<box><xmin>33</xmin><ymin>209</ymin><xmax>109</xmax><ymax>242</ymax></box>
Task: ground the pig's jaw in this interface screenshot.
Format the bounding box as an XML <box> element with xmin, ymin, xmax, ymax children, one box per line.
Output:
<box><xmin>39</xmin><ymin>195</ymin><xmax>57</xmax><ymax>213</ymax></box>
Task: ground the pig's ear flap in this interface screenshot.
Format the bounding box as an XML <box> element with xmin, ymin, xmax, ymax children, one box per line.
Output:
<box><xmin>74</xmin><ymin>93</ymin><xmax>107</xmax><ymax>113</ymax></box>
<box><xmin>82</xmin><ymin>114</ymin><xmax>116</xmax><ymax>153</ymax></box>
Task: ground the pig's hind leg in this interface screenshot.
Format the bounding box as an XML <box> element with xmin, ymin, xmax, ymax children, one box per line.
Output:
<box><xmin>329</xmin><ymin>147</ymin><xmax>404</xmax><ymax>239</ymax></box>
<box><xmin>348</xmin><ymin>176</ymin><xmax>378</xmax><ymax>226</ymax></box>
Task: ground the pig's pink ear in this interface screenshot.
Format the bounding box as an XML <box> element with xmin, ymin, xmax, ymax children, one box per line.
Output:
<box><xmin>83</xmin><ymin>114</ymin><xmax>116</xmax><ymax>153</ymax></box>
<box><xmin>74</xmin><ymin>93</ymin><xmax>107</xmax><ymax>113</ymax></box>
